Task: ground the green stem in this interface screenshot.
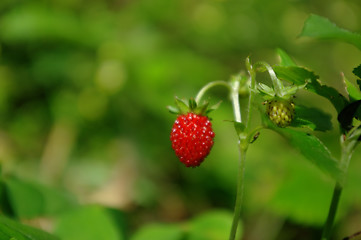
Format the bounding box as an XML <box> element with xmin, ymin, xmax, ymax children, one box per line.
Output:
<box><xmin>195</xmin><ymin>80</ymin><xmax>230</xmax><ymax>104</ymax></box>
<box><xmin>254</xmin><ymin>61</ymin><xmax>284</xmax><ymax>97</ymax></box>
<box><xmin>229</xmin><ymin>146</ymin><xmax>247</xmax><ymax>240</ymax></box>
<box><xmin>231</xmin><ymin>78</ymin><xmax>242</xmax><ymax>123</ymax></box>
<box><xmin>321</xmin><ymin>131</ymin><xmax>360</xmax><ymax>240</ymax></box>
<box><xmin>321</xmin><ymin>183</ymin><xmax>343</xmax><ymax>240</ymax></box>
<box><xmin>246</xmin><ymin>58</ymin><xmax>256</xmax><ymax>131</ymax></box>
<box><xmin>229</xmin><ymin>72</ymin><xmax>249</xmax><ymax>240</ymax></box>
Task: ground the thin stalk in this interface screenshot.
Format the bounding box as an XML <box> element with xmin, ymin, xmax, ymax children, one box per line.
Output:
<box><xmin>231</xmin><ymin>79</ymin><xmax>242</xmax><ymax>123</ymax></box>
<box><xmin>229</xmin><ymin>146</ymin><xmax>247</xmax><ymax>240</ymax></box>
<box><xmin>321</xmin><ymin>183</ymin><xmax>343</xmax><ymax>240</ymax></box>
<box><xmin>229</xmin><ymin>75</ymin><xmax>247</xmax><ymax>240</ymax></box>
<box><xmin>321</xmin><ymin>131</ymin><xmax>359</xmax><ymax>240</ymax></box>
<box><xmin>195</xmin><ymin>81</ymin><xmax>230</xmax><ymax>104</ymax></box>
<box><xmin>246</xmin><ymin>59</ymin><xmax>256</xmax><ymax>131</ymax></box>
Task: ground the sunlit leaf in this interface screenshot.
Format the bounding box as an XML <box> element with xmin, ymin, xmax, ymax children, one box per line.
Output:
<box><xmin>269</xmin><ymin>159</ymin><xmax>335</xmax><ymax>226</ymax></box>
<box><xmin>300</xmin><ymin>14</ymin><xmax>361</xmax><ymax>50</ymax></box>
<box><xmin>274</xmin><ymin>66</ymin><xmax>349</xmax><ymax>113</ymax></box>
<box><xmin>0</xmin><ymin>215</ymin><xmax>59</xmax><ymax>240</ymax></box>
<box><xmin>5</xmin><ymin>177</ymin><xmax>77</xmax><ymax>218</ymax></box>
<box><xmin>337</xmin><ymin>100</ymin><xmax>361</xmax><ymax>131</ymax></box>
<box><xmin>265</xmin><ymin>117</ymin><xmax>343</xmax><ymax>181</ymax></box>
<box><xmin>291</xmin><ymin>105</ymin><xmax>332</xmax><ymax>131</ymax></box>
<box><xmin>344</xmin><ymin>74</ymin><xmax>361</xmax><ymax>101</ymax></box>
<box><xmin>276</xmin><ymin>48</ymin><xmax>296</xmax><ymax>67</ymax></box>
<box><xmin>353</xmin><ymin>65</ymin><xmax>361</xmax><ymax>79</ymax></box>
<box><xmin>5</xmin><ymin>178</ymin><xmax>44</xmax><ymax>218</ymax></box>
<box><xmin>54</xmin><ymin>205</ymin><xmax>124</xmax><ymax>240</ymax></box>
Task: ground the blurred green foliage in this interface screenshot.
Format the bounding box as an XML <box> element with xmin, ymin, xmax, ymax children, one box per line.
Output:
<box><xmin>0</xmin><ymin>0</ymin><xmax>361</xmax><ymax>239</ymax></box>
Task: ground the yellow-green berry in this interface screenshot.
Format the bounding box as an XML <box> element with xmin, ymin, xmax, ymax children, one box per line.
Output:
<box><xmin>266</xmin><ymin>99</ymin><xmax>295</xmax><ymax>127</ymax></box>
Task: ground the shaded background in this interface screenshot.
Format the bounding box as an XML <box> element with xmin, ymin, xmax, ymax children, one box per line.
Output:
<box><xmin>1</xmin><ymin>0</ymin><xmax>361</xmax><ymax>239</ymax></box>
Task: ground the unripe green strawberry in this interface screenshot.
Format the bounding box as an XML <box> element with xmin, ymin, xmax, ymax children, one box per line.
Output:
<box><xmin>266</xmin><ymin>99</ymin><xmax>295</xmax><ymax>127</ymax></box>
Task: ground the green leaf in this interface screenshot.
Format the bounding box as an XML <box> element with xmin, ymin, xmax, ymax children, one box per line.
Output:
<box><xmin>5</xmin><ymin>178</ymin><xmax>44</xmax><ymax>218</ymax></box>
<box><xmin>357</xmin><ymin>79</ymin><xmax>361</xmax><ymax>92</ymax></box>
<box><xmin>130</xmin><ymin>223</ymin><xmax>183</xmax><ymax>240</ymax></box>
<box><xmin>188</xmin><ymin>210</ymin><xmax>241</xmax><ymax>240</ymax></box>
<box><xmin>353</xmin><ymin>65</ymin><xmax>361</xmax><ymax>79</ymax></box>
<box><xmin>269</xmin><ymin>159</ymin><xmax>335</xmax><ymax>226</ymax></box>
<box><xmin>54</xmin><ymin>205</ymin><xmax>125</xmax><ymax>240</ymax></box>
<box><xmin>344</xmin><ymin>74</ymin><xmax>361</xmax><ymax>101</ymax></box>
<box><xmin>292</xmin><ymin>105</ymin><xmax>332</xmax><ymax>131</ymax></box>
<box><xmin>266</xmin><ymin>120</ymin><xmax>343</xmax><ymax>181</ymax></box>
<box><xmin>276</xmin><ymin>48</ymin><xmax>296</xmax><ymax>67</ymax></box>
<box><xmin>273</xmin><ymin>66</ymin><xmax>316</xmax><ymax>86</ymax></box>
<box><xmin>5</xmin><ymin>177</ymin><xmax>77</xmax><ymax>218</ymax></box>
<box><xmin>0</xmin><ymin>215</ymin><xmax>59</xmax><ymax>240</ymax></box>
<box><xmin>234</xmin><ymin>122</ymin><xmax>245</xmax><ymax>136</ymax></box>
<box><xmin>337</xmin><ymin>100</ymin><xmax>361</xmax><ymax>131</ymax></box>
<box><xmin>300</xmin><ymin>14</ymin><xmax>361</xmax><ymax>50</ymax></box>
<box><xmin>274</xmin><ymin>66</ymin><xmax>349</xmax><ymax>113</ymax></box>
<box><xmin>0</xmin><ymin>180</ymin><xmax>13</xmax><ymax>216</ymax></box>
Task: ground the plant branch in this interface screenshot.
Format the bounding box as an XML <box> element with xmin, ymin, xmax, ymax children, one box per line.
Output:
<box><xmin>195</xmin><ymin>80</ymin><xmax>230</xmax><ymax>104</ymax></box>
<box><xmin>229</xmin><ymin>146</ymin><xmax>247</xmax><ymax>240</ymax></box>
<box><xmin>321</xmin><ymin>182</ymin><xmax>343</xmax><ymax>240</ymax></box>
<box><xmin>321</xmin><ymin>128</ymin><xmax>361</xmax><ymax>240</ymax></box>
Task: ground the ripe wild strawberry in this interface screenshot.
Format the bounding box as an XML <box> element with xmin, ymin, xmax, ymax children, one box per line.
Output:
<box><xmin>266</xmin><ymin>99</ymin><xmax>295</xmax><ymax>127</ymax></box>
<box><xmin>170</xmin><ymin>113</ymin><xmax>215</xmax><ymax>167</ymax></box>
<box><xmin>168</xmin><ymin>97</ymin><xmax>219</xmax><ymax>167</ymax></box>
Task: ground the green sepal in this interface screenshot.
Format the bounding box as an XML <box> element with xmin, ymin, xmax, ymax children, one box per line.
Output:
<box><xmin>167</xmin><ymin>105</ymin><xmax>180</xmax><ymax>114</ymax></box>
<box><xmin>206</xmin><ymin>101</ymin><xmax>222</xmax><ymax>114</ymax></box>
<box><xmin>194</xmin><ymin>101</ymin><xmax>209</xmax><ymax>115</ymax></box>
<box><xmin>257</xmin><ymin>83</ymin><xmax>276</xmax><ymax>99</ymax></box>
<box><xmin>174</xmin><ymin>97</ymin><xmax>190</xmax><ymax>114</ymax></box>
<box><xmin>282</xmin><ymin>82</ymin><xmax>308</xmax><ymax>98</ymax></box>
<box><xmin>189</xmin><ymin>98</ymin><xmax>197</xmax><ymax>111</ymax></box>
<box><xmin>168</xmin><ymin>97</ymin><xmax>220</xmax><ymax>116</ymax></box>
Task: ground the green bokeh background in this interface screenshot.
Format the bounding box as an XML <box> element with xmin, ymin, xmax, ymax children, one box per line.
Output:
<box><xmin>1</xmin><ymin>0</ymin><xmax>361</xmax><ymax>239</ymax></box>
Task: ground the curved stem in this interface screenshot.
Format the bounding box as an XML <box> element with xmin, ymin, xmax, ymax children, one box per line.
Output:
<box><xmin>246</xmin><ymin>58</ymin><xmax>257</xmax><ymax>131</ymax></box>
<box><xmin>195</xmin><ymin>80</ymin><xmax>230</xmax><ymax>104</ymax></box>
<box><xmin>230</xmin><ymin>78</ymin><xmax>242</xmax><ymax>123</ymax></box>
<box><xmin>254</xmin><ymin>61</ymin><xmax>284</xmax><ymax>97</ymax></box>
<box><xmin>228</xmin><ymin>73</ymin><xmax>249</xmax><ymax>240</ymax></box>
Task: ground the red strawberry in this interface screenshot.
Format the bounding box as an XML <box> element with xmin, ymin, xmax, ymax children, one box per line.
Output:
<box><xmin>168</xmin><ymin>97</ymin><xmax>219</xmax><ymax>167</ymax></box>
<box><xmin>170</xmin><ymin>113</ymin><xmax>215</xmax><ymax>167</ymax></box>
